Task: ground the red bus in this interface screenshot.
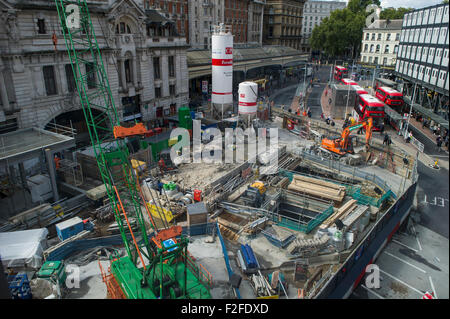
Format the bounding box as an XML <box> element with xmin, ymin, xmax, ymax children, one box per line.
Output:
<box><xmin>341</xmin><ymin>78</ymin><xmax>357</xmax><ymax>85</ymax></box>
<box><xmin>334</xmin><ymin>66</ymin><xmax>348</xmax><ymax>81</ymax></box>
<box><xmin>352</xmin><ymin>94</ymin><xmax>385</xmax><ymax>131</ymax></box>
<box><xmin>375</xmin><ymin>86</ymin><xmax>404</xmax><ymax>109</ymax></box>
<box><xmin>352</xmin><ymin>85</ymin><xmax>368</xmax><ymax>95</ymax></box>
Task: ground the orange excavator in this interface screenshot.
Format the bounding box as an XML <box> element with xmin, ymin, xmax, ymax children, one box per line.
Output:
<box><xmin>321</xmin><ymin>117</ymin><xmax>373</xmax><ymax>156</ymax></box>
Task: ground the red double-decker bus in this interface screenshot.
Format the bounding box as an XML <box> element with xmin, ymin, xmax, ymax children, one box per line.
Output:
<box><xmin>341</xmin><ymin>78</ymin><xmax>357</xmax><ymax>85</ymax></box>
<box><xmin>352</xmin><ymin>94</ymin><xmax>385</xmax><ymax>131</ymax></box>
<box><xmin>351</xmin><ymin>85</ymin><xmax>368</xmax><ymax>95</ymax></box>
<box><xmin>375</xmin><ymin>86</ymin><xmax>404</xmax><ymax>109</ymax></box>
<box><xmin>334</xmin><ymin>66</ymin><xmax>348</xmax><ymax>82</ymax></box>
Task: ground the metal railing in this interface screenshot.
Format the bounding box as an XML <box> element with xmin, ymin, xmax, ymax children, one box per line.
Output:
<box><xmin>300</xmin><ymin>150</ymin><xmax>393</xmax><ymax>194</ymax></box>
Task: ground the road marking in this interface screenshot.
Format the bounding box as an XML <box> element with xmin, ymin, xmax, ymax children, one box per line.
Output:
<box><xmin>392</xmin><ymin>239</ymin><xmax>419</xmax><ymax>253</ymax></box>
<box><xmin>423</xmin><ymin>195</ymin><xmax>447</xmax><ymax>207</ymax></box>
<box><xmin>429</xmin><ymin>277</ymin><xmax>438</xmax><ymax>299</ymax></box>
<box><xmin>412</xmin><ymin>224</ymin><xmax>422</xmax><ymax>251</ymax></box>
<box><xmin>383</xmin><ymin>251</ymin><xmax>427</xmax><ymax>274</ymax></box>
<box><xmin>379</xmin><ymin>269</ymin><xmax>424</xmax><ymax>296</ymax></box>
<box><xmin>361</xmin><ymin>285</ymin><xmax>385</xmax><ymax>299</ymax></box>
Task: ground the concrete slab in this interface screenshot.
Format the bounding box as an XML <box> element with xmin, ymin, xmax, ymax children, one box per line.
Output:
<box><xmin>0</xmin><ymin>128</ymin><xmax>75</xmax><ymax>166</ymax></box>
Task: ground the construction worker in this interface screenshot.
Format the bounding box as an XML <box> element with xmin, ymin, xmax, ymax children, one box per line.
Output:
<box><xmin>54</xmin><ymin>154</ymin><xmax>61</xmax><ymax>170</ymax></box>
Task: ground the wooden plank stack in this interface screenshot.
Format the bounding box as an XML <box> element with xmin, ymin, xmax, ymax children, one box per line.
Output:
<box><xmin>319</xmin><ymin>199</ymin><xmax>357</xmax><ymax>230</ymax></box>
<box><xmin>287</xmin><ymin>175</ymin><xmax>346</xmax><ymax>202</ymax></box>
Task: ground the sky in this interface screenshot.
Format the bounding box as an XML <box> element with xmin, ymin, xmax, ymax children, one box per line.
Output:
<box><xmin>380</xmin><ymin>0</ymin><xmax>443</xmax><ymax>9</ymax></box>
<box><xmin>324</xmin><ymin>0</ymin><xmax>445</xmax><ymax>9</ymax></box>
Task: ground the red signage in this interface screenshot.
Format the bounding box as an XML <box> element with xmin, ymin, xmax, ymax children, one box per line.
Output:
<box><xmin>225</xmin><ymin>47</ymin><xmax>233</xmax><ymax>55</ymax></box>
<box><xmin>212</xmin><ymin>58</ymin><xmax>233</xmax><ymax>66</ymax></box>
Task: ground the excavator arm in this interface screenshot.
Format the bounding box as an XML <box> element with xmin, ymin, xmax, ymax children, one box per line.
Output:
<box><xmin>321</xmin><ymin>117</ymin><xmax>373</xmax><ymax>156</ymax></box>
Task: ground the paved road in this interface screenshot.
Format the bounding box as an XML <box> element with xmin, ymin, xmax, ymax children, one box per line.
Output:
<box><xmin>306</xmin><ymin>65</ymin><xmax>332</xmax><ymax>119</ymax></box>
<box><xmin>416</xmin><ymin>161</ymin><xmax>449</xmax><ymax>239</ymax></box>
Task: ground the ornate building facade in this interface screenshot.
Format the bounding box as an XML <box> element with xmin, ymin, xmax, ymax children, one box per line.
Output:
<box><xmin>0</xmin><ymin>0</ymin><xmax>189</xmax><ymax>134</ymax></box>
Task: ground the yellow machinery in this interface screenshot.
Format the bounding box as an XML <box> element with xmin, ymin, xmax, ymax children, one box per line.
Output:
<box><xmin>250</xmin><ymin>181</ymin><xmax>266</xmax><ymax>195</ymax></box>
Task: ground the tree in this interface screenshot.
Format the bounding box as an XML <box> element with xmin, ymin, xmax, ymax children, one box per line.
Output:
<box><xmin>348</xmin><ymin>0</ymin><xmax>381</xmax><ymax>14</ymax></box>
<box><xmin>309</xmin><ymin>8</ymin><xmax>365</xmax><ymax>59</ymax></box>
<box><xmin>380</xmin><ymin>7</ymin><xmax>413</xmax><ymax>20</ymax></box>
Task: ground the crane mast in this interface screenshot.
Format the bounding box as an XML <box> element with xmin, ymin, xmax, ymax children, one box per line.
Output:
<box><xmin>54</xmin><ymin>0</ymin><xmax>212</xmax><ymax>299</ymax></box>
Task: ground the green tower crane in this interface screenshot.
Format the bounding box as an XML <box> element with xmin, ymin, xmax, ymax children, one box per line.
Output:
<box><xmin>54</xmin><ymin>0</ymin><xmax>211</xmax><ymax>299</ymax></box>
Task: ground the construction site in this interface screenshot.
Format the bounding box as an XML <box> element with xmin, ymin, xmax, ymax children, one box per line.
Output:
<box><xmin>0</xmin><ymin>1</ymin><xmax>419</xmax><ymax>301</ymax></box>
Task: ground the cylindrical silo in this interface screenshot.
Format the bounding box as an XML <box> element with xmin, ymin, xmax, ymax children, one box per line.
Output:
<box><xmin>212</xmin><ymin>24</ymin><xmax>233</xmax><ymax>119</ymax></box>
<box><xmin>238</xmin><ymin>81</ymin><xmax>258</xmax><ymax>123</ymax></box>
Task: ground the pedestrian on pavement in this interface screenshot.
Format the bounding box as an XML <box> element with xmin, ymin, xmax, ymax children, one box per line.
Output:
<box><xmin>321</xmin><ymin>112</ymin><xmax>325</xmax><ymax>120</ymax></box>
<box><xmin>422</xmin><ymin>118</ymin><xmax>427</xmax><ymax>129</ymax></box>
<box><xmin>436</xmin><ymin>136</ymin><xmax>443</xmax><ymax>152</ymax></box>
<box><xmin>406</xmin><ymin>131</ymin><xmax>412</xmax><ymax>143</ymax></box>
<box><xmin>343</xmin><ymin>118</ymin><xmax>349</xmax><ymax>129</ymax></box>
<box><xmin>383</xmin><ymin>133</ymin><xmax>389</xmax><ymax>145</ymax></box>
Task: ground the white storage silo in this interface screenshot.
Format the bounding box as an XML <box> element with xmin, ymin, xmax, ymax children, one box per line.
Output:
<box><xmin>238</xmin><ymin>81</ymin><xmax>258</xmax><ymax>122</ymax></box>
<box><xmin>211</xmin><ymin>24</ymin><xmax>233</xmax><ymax>119</ymax></box>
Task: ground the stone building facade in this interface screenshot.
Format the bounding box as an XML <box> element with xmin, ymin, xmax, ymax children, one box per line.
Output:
<box><xmin>186</xmin><ymin>0</ymin><xmax>265</xmax><ymax>50</ymax></box>
<box><xmin>263</xmin><ymin>0</ymin><xmax>306</xmax><ymax>50</ymax></box>
<box><xmin>360</xmin><ymin>19</ymin><xmax>402</xmax><ymax>67</ymax></box>
<box><xmin>145</xmin><ymin>0</ymin><xmax>189</xmax><ymax>44</ymax></box>
<box><xmin>0</xmin><ymin>0</ymin><xmax>189</xmax><ymax>133</ymax></box>
<box><xmin>300</xmin><ymin>0</ymin><xmax>346</xmax><ymax>53</ymax></box>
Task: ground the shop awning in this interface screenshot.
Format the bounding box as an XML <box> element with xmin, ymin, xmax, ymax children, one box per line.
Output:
<box><xmin>403</xmin><ymin>96</ymin><xmax>449</xmax><ymax>130</ymax></box>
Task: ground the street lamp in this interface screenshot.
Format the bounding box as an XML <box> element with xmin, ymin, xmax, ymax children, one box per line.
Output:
<box><xmin>404</xmin><ymin>82</ymin><xmax>418</xmax><ymax>137</ymax></box>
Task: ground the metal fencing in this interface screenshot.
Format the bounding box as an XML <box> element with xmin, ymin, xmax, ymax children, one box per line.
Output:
<box><xmin>300</xmin><ymin>150</ymin><xmax>393</xmax><ymax>193</ymax></box>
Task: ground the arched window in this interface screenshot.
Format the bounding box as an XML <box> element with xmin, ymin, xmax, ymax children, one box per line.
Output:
<box><xmin>384</xmin><ymin>45</ymin><xmax>390</xmax><ymax>53</ymax></box>
<box><xmin>376</xmin><ymin>44</ymin><xmax>380</xmax><ymax>53</ymax></box>
<box><xmin>116</xmin><ymin>22</ymin><xmax>132</xmax><ymax>34</ymax></box>
<box><xmin>364</xmin><ymin>44</ymin><xmax>368</xmax><ymax>52</ymax></box>
<box><xmin>370</xmin><ymin>44</ymin><xmax>374</xmax><ymax>53</ymax></box>
<box><xmin>394</xmin><ymin>45</ymin><xmax>398</xmax><ymax>54</ymax></box>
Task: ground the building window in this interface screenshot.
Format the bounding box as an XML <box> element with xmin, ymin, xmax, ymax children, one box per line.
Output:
<box><xmin>85</xmin><ymin>62</ymin><xmax>96</xmax><ymax>89</ymax></box>
<box><xmin>377</xmin><ymin>33</ymin><xmax>382</xmax><ymax>41</ymax></box>
<box><xmin>168</xmin><ymin>56</ymin><xmax>175</xmax><ymax>78</ymax></box>
<box><xmin>387</xmin><ymin>33</ymin><xmax>391</xmax><ymax>41</ymax></box>
<box><xmin>374</xmin><ymin>57</ymin><xmax>378</xmax><ymax>64</ymax></box>
<box><xmin>371</xmin><ymin>34</ymin><xmax>375</xmax><ymax>40</ymax></box>
<box><xmin>37</xmin><ymin>19</ymin><xmax>46</xmax><ymax>34</ymax></box>
<box><xmin>370</xmin><ymin>44</ymin><xmax>374</xmax><ymax>53</ymax></box>
<box><xmin>364</xmin><ymin>44</ymin><xmax>368</xmax><ymax>52</ymax></box>
<box><xmin>153</xmin><ymin>57</ymin><xmax>160</xmax><ymax>79</ymax></box>
<box><xmin>169</xmin><ymin>84</ymin><xmax>176</xmax><ymax>96</ymax></box>
<box><xmin>65</xmin><ymin>64</ymin><xmax>76</xmax><ymax>93</ymax></box>
<box><xmin>204</xmin><ymin>37</ymin><xmax>208</xmax><ymax>49</ymax></box>
<box><xmin>384</xmin><ymin>45</ymin><xmax>390</xmax><ymax>53</ymax></box>
<box><xmin>363</xmin><ymin>56</ymin><xmax>367</xmax><ymax>62</ymax></box>
<box><xmin>43</xmin><ymin>66</ymin><xmax>57</xmax><ymax>96</ymax></box>
<box><xmin>394</xmin><ymin>45</ymin><xmax>398</xmax><ymax>54</ymax></box>
<box><xmin>376</xmin><ymin>45</ymin><xmax>380</xmax><ymax>53</ymax></box>
<box><xmin>124</xmin><ymin>59</ymin><xmax>132</xmax><ymax>83</ymax></box>
<box><xmin>383</xmin><ymin>57</ymin><xmax>387</xmax><ymax>65</ymax></box>
<box><xmin>365</xmin><ymin>33</ymin><xmax>370</xmax><ymax>40</ymax></box>
<box><xmin>155</xmin><ymin>87</ymin><xmax>161</xmax><ymax>98</ymax></box>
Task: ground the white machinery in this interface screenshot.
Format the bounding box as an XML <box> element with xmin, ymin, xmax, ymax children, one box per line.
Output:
<box><xmin>212</xmin><ymin>24</ymin><xmax>233</xmax><ymax>119</ymax></box>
